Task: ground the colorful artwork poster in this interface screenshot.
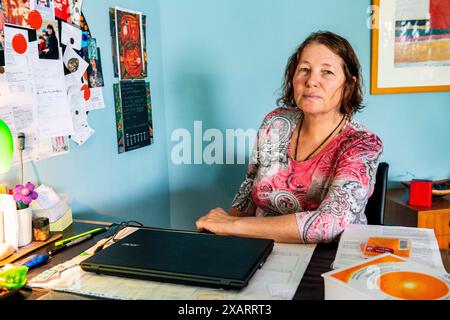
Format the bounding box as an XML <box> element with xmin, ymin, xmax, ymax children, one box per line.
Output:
<box><xmin>87</xmin><ymin>48</ymin><xmax>104</xmax><ymax>88</ymax></box>
<box><xmin>2</xmin><ymin>0</ymin><xmax>31</xmax><ymax>28</ymax></box>
<box><xmin>109</xmin><ymin>8</ymin><xmax>147</xmax><ymax>79</ymax></box>
<box><xmin>37</xmin><ymin>19</ymin><xmax>60</xmax><ymax>59</ymax></box>
<box><xmin>54</xmin><ymin>0</ymin><xmax>71</xmax><ymax>22</ymax></box>
<box><xmin>115</xmin><ymin>80</ymin><xmax>152</xmax><ymax>153</ymax></box>
<box><xmin>80</xmin><ymin>38</ymin><xmax>103</xmax><ymax>87</ymax></box>
<box><xmin>35</xmin><ymin>0</ymin><xmax>55</xmax><ymax>21</ymax></box>
<box><xmin>115</xmin><ymin>8</ymin><xmax>145</xmax><ymax>80</ymax></box>
<box><xmin>395</xmin><ymin>0</ymin><xmax>450</xmax><ymax>68</ymax></box>
<box><xmin>0</xmin><ymin>1</ymin><xmax>4</xmax><ymax>66</ymax></box>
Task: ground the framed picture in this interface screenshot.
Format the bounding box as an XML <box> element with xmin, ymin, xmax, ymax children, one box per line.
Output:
<box><xmin>371</xmin><ymin>0</ymin><xmax>450</xmax><ymax>94</ymax></box>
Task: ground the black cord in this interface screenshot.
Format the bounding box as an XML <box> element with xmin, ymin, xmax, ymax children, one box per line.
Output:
<box><xmin>20</xmin><ymin>149</ymin><xmax>24</xmax><ymax>185</ymax></box>
<box><xmin>94</xmin><ymin>220</ymin><xmax>144</xmax><ymax>254</ymax></box>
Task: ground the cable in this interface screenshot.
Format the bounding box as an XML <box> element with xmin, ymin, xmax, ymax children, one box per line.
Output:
<box><xmin>94</xmin><ymin>220</ymin><xmax>144</xmax><ymax>254</ymax></box>
<box><xmin>17</xmin><ymin>132</ymin><xmax>25</xmax><ymax>185</ymax></box>
<box><xmin>20</xmin><ymin>149</ymin><xmax>23</xmax><ymax>185</ymax></box>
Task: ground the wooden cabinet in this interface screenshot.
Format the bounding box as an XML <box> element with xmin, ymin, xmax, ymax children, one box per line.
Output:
<box><xmin>385</xmin><ymin>188</ymin><xmax>450</xmax><ymax>250</ymax></box>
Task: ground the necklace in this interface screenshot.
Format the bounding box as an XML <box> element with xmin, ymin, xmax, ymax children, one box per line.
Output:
<box><xmin>294</xmin><ymin>114</ymin><xmax>346</xmax><ymax>161</ymax></box>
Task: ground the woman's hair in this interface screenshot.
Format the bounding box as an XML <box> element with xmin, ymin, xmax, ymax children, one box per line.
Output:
<box><xmin>47</xmin><ymin>24</ymin><xmax>54</xmax><ymax>31</ymax></box>
<box><xmin>277</xmin><ymin>31</ymin><xmax>364</xmax><ymax>116</ymax></box>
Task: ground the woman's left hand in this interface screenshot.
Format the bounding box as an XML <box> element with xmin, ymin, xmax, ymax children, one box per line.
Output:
<box><xmin>195</xmin><ymin>208</ymin><xmax>238</xmax><ymax>235</ymax></box>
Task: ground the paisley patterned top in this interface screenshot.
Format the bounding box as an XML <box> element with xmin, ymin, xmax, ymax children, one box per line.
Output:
<box><xmin>231</xmin><ymin>107</ymin><xmax>383</xmax><ymax>243</ymax></box>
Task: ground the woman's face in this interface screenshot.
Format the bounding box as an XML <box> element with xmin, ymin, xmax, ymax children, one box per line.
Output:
<box><xmin>292</xmin><ymin>43</ymin><xmax>347</xmax><ymax>116</ymax></box>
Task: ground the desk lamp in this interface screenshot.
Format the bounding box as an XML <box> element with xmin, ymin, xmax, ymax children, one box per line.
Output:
<box><xmin>0</xmin><ymin>119</ymin><xmax>14</xmax><ymax>174</ymax></box>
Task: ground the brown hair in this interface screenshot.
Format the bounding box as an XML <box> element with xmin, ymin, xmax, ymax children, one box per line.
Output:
<box><xmin>277</xmin><ymin>31</ymin><xmax>364</xmax><ymax>116</ymax></box>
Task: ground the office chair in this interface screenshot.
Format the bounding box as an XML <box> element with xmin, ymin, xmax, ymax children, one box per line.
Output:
<box><xmin>365</xmin><ymin>162</ymin><xmax>389</xmax><ymax>225</ymax></box>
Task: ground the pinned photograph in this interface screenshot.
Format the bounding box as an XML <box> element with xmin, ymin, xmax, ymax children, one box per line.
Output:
<box><xmin>87</xmin><ymin>38</ymin><xmax>97</xmax><ymax>60</ymax></box>
<box><xmin>54</xmin><ymin>0</ymin><xmax>71</xmax><ymax>22</ymax></box>
<box><xmin>87</xmin><ymin>48</ymin><xmax>104</xmax><ymax>88</ymax></box>
<box><xmin>1</xmin><ymin>0</ymin><xmax>31</xmax><ymax>28</ymax></box>
<box><xmin>66</xmin><ymin>57</ymin><xmax>79</xmax><ymax>73</ymax></box>
<box><xmin>69</xmin><ymin>0</ymin><xmax>83</xmax><ymax>26</ymax></box>
<box><xmin>37</xmin><ymin>19</ymin><xmax>60</xmax><ymax>60</ymax></box>
<box><xmin>34</xmin><ymin>0</ymin><xmax>55</xmax><ymax>21</ymax></box>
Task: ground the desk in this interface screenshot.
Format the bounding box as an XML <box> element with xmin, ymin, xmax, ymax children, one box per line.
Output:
<box><xmin>10</xmin><ymin>220</ymin><xmax>449</xmax><ymax>300</ymax></box>
<box><xmin>11</xmin><ymin>220</ymin><xmax>333</xmax><ymax>300</ymax></box>
<box><xmin>11</xmin><ymin>220</ymin><xmax>113</xmax><ymax>300</ymax></box>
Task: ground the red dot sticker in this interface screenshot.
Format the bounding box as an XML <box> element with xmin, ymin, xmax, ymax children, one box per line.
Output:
<box><xmin>81</xmin><ymin>85</ymin><xmax>91</xmax><ymax>101</ymax></box>
<box><xmin>12</xmin><ymin>34</ymin><xmax>27</xmax><ymax>54</ymax></box>
<box><xmin>28</xmin><ymin>10</ymin><xmax>43</xmax><ymax>30</ymax></box>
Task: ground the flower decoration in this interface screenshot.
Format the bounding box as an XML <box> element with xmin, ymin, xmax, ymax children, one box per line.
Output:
<box><xmin>13</xmin><ymin>182</ymin><xmax>38</xmax><ymax>210</ymax></box>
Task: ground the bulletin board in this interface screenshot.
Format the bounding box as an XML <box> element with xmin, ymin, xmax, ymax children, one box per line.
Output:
<box><xmin>0</xmin><ymin>0</ymin><xmax>106</xmax><ymax>167</ymax></box>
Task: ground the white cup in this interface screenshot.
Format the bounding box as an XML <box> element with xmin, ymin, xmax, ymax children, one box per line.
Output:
<box><xmin>17</xmin><ymin>207</ymin><xmax>33</xmax><ymax>247</ymax></box>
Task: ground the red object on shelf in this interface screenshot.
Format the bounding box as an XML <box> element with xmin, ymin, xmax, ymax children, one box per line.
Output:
<box><xmin>409</xmin><ymin>180</ymin><xmax>432</xmax><ymax>207</ymax></box>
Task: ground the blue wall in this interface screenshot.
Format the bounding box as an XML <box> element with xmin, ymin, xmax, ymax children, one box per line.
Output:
<box><xmin>159</xmin><ymin>0</ymin><xmax>450</xmax><ymax>229</ymax></box>
<box><xmin>1</xmin><ymin>0</ymin><xmax>449</xmax><ymax>230</ymax></box>
<box><xmin>1</xmin><ymin>0</ymin><xmax>171</xmax><ymax>227</ymax></box>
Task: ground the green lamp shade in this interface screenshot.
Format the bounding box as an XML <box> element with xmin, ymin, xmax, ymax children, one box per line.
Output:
<box><xmin>0</xmin><ymin>119</ymin><xmax>14</xmax><ymax>174</ymax></box>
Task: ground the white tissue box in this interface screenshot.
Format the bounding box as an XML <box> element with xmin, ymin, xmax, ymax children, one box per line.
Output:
<box><xmin>32</xmin><ymin>194</ymin><xmax>70</xmax><ymax>223</ymax></box>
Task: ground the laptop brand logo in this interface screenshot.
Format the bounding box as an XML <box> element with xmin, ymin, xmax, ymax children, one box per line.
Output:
<box><xmin>121</xmin><ymin>243</ymin><xmax>141</xmax><ymax>247</ymax></box>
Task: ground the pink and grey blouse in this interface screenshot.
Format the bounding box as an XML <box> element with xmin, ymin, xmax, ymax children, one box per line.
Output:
<box><xmin>231</xmin><ymin>107</ymin><xmax>383</xmax><ymax>243</ymax></box>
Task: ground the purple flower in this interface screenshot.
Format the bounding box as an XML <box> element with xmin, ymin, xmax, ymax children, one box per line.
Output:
<box><xmin>13</xmin><ymin>182</ymin><xmax>38</xmax><ymax>208</ymax></box>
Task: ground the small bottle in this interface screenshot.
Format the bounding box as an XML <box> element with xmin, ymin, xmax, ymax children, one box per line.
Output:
<box><xmin>32</xmin><ymin>217</ymin><xmax>50</xmax><ymax>241</ymax></box>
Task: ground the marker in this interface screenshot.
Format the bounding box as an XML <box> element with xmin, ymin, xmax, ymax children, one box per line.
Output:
<box><xmin>21</xmin><ymin>253</ymin><xmax>50</xmax><ymax>270</ymax></box>
<box><xmin>55</xmin><ymin>227</ymin><xmax>107</xmax><ymax>247</ymax></box>
<box><xmin>49</xmin><ymin>233</ymin><xmax>93</xmax><ymax>256</ymax></box>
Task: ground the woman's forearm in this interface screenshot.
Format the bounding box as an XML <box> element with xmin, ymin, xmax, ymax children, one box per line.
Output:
<box><xmin>230</xmin><ymin>214</ymin><xmax>302</xmax><ymax>243</ymax></box>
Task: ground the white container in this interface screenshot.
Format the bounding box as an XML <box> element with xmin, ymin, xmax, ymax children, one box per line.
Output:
<box><xmin>17</xmin><ymin>207</ymin><xmax>33</xmax><ymax>247</ymax></box>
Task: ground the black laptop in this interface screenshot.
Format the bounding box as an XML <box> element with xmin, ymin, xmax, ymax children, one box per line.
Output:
<box><xmin>80</xmin><ymin>228</ymin><xmax>274</xmax><ymax>290</ymax></box>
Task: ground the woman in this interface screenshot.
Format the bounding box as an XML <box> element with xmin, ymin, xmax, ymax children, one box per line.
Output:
<box><xmin>43</xmin><ymin>24</ymin><xmax>59</xmax><ymax>60</ymax></box>
<box><xmin>196</xmin><ymin>31</ymin><xmax>383</xmax><ymax>244</ymax></box>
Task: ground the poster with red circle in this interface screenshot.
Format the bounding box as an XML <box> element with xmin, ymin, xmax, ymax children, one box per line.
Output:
<box><xmin>114</xmin><ymin>8</ymin><xmax>146</xmax><ymax>80</ymax></box>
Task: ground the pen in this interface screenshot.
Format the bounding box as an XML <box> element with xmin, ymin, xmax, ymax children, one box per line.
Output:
<box><xmin>49</xmin><ymin>234</ymin><xmax>93</xmax><ymax>256</ymax></box>
<box><xmin>55</xmin><ymin>227</ymin><xmax>107</xmax><ymax>247</ymax></box>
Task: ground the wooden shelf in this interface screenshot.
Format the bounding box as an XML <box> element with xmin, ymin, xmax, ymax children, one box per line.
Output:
<box><xmin>386</xmin><ymin>188</ymin><xmax>450</xmax><ymax>250</ymax></box>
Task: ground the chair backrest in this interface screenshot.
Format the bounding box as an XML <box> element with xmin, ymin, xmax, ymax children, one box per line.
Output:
<box><xmin>365</xmin><ymin>162</ymin><xmax>389</xmax><ymax>225</ymax></box>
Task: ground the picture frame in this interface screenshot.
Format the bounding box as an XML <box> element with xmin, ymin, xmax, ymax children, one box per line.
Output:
<box><xmin>370</xmin><ymin>0</ymin><xmax>450</xmax><ymax>94</ymax></box>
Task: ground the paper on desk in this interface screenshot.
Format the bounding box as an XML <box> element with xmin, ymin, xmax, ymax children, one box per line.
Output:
<box><xmin>28</xmin><ymin>228</ymin><xmax>316</xmax><ymax>300</ymax></box>
<box><xmin>333</xmin><ymin>224</ymin><xmax>446</xmax><ymax>272</ymax></box>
